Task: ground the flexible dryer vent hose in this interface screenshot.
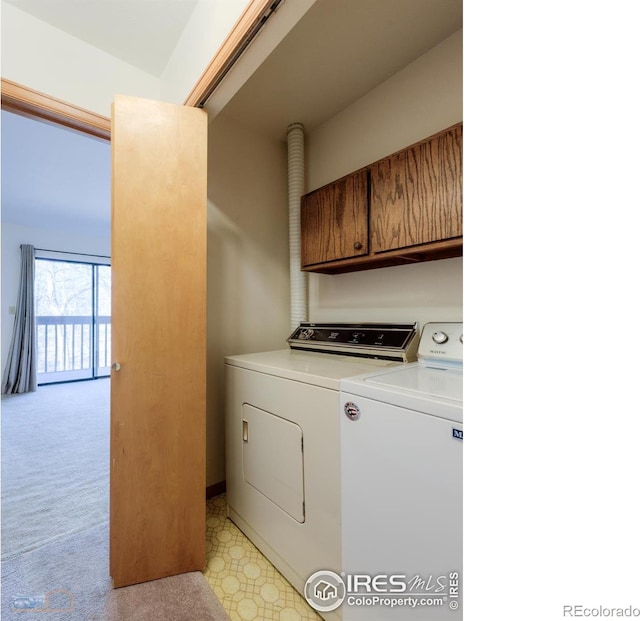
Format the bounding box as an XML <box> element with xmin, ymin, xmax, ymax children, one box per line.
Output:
<box><xmin>287</xmin><ymin>122</ymin><xmax>307</xmax><ymax>330</ymax></box>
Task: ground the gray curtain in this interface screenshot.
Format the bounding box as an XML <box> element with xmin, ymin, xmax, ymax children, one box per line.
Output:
<box><xmin>2</xmin><ymin>244</ymin><xmax>37</xmax><ymax>394</ymax></box>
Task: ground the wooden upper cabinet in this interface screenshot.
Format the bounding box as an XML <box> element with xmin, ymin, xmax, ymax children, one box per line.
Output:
<box><xmin>301</xmin><ymin>169</ymin><xmax>369</xmax><ymax>266</ymax></box>
<box><xmin>300</xmin><ymin>123</ymin><xmax>462</xmax><ymax>274</ymax></box>
<box><xmin>370</xmin><ymin>124</ymin><xmax>462</xmax><ymax>253</ymax></box>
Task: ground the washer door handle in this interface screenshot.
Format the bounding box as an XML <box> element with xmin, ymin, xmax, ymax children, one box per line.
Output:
<box><xmin>242</xmin><ymin>420</ymin><xmax>249</xmax><ymax>442</ymax></box>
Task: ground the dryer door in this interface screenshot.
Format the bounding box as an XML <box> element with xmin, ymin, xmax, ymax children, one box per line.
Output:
<box><xmin>242</xmin><ymin>404</ymin><xmax>305</xmax><ymax>523</ymax></box>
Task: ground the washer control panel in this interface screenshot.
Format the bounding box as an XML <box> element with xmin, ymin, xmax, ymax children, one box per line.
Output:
<box><xmin>418</xmin><ymin>322</ymin><xmax>463</xmax><ymax>363</ymax></box>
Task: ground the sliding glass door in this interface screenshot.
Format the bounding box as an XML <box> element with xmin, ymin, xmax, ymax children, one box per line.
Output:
<box><xmin>35</xmin><ymin>258</ymin><xmax>111</xmax><ymax>384</ymax></box>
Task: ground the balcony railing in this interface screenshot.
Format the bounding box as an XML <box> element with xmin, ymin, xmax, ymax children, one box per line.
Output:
<box><xmin>36</xmin><ymin>315</ymin><xmax>111</xmax><ymax>382</ymax></box>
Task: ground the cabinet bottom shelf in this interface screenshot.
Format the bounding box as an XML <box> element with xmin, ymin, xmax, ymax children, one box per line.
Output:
<box><xmin>302</xmin><ymin>237</ymin><xmax>462</xmax><ymax>275</ymax></box>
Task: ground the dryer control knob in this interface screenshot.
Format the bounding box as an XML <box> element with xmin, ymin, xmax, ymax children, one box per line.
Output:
<box><xmin>432</xmin><ymin>331</ymin><xmax>449</xmax><ymax>344</ymax></box>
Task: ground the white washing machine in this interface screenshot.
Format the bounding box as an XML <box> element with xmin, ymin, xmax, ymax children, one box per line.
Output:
<box><xmin>339</xmin><ymin>322</ymin><xmax>463</xmax><ymax>621</ymax></box>
<box><xmin>225</xmin><ymin>323</ymin><xmax>419</xmax><ymax>621</ymax></box>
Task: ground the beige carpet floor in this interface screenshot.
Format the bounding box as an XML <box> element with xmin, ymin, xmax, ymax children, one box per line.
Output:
<box><xmin>1</xmin><ymin>379</ymin><xmax>230</xmax><ymax>620</ymax></box>
<box><xmin>1</xmin><ymin>521</ymin><xmax>230</xmax><ymax>620</ymax></box>
<box><xmin>1</xmin><ymin>380</ymin><xmax>110</xmax><ymax>560</ymax></box>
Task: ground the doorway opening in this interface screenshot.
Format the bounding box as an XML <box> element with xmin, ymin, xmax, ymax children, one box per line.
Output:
<box><xmin>35</xmin><ymin>257</ymin><xmax>111</xmax><ymax>384</ymax></box>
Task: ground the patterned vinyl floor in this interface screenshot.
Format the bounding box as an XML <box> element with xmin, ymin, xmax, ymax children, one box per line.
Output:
<box><xmin>204</xmin><ymin>495</ymin><xmax>322</xmax><ymax>621</ymax></box>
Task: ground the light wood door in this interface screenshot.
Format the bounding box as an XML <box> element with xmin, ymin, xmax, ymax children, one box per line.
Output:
<box><xmin>110</xmin><ymin>95</ymin><xmax>207</xmax><ymax>588</ymax></box>
<box><xmin>370</xmin><ymin>123</ymin><xmax>462</xmax><ymax>253</ymax></box>
<box><xmin>300</xmin><ymin>169</ymin><xmax>369</xmax><ymax>266</ymax></box>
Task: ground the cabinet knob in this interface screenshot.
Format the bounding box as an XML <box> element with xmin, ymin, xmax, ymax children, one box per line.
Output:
<box><xmin>111</xmin><ymin>362</ymin><xmax>121</xmax><ymax>372</ymax></box>
<box><xmin>354</xmin><ymin>241</ymin><xmax>363</xmax><ymax>251</ymax></box>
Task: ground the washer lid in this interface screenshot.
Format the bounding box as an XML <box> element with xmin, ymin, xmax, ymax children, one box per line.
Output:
<box><xmin>341</xmin><ymin>363</ymin><xmax>462</xmax><ymax>421</ymax></box>
<box><xmin>364</xmin><ymin>364</ymin><xmax>462</xmax><ymax>403</ymax></box>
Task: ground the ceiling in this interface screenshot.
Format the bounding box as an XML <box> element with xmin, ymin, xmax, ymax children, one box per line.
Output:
<box><xmin>0</xmin><ymin>0</ymin><xmax>462</xmax><ymax>237</ymax></box>
<box><xmin>3</xmin><ymin>0</ymin><xmax>199</xmax><ymax>77</ymax></box>
<box><xmin>214</xmin><ymin>0</ymin><xmax>463</xmax><ymax>140</ymax></box>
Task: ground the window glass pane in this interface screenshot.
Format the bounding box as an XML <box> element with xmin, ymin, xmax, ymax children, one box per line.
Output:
<box><xmin>97</xmin><ymin>265</ymin><xmax>111</xmax><ymax>317</ymax></box>
<box><xmin>35</xmin><ymin>260</ymin><xmax>93</xmax><ymax>316</ymax></box>
<box><xmin>95</xmin><ymin>265</ymin><xmax>112</xmax><ymax>376</ymax></box>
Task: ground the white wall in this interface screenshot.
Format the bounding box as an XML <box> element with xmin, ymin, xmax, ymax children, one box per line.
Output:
<box><xmin>159</xmin><ymin>0</ymin><xmax>252</xmax><ymax>105</ymax></box>
<box><xmin>306</xmin><ymin>29</ymin><xmax>463</xmax><ymax>328</ymax></box>
<box><xmin>0</xmin><ymin>221</ymin><xmax>110</xmax><ymax>378</ymax></box>
<box><xmin>0</xmin><ymin>2</ymin><xmax>162</xmax><ymax>117</ymax></box>
<box><xmin>205</xmin><ymin>112</ymin><xmax>290</xmax><ymax>485</ymax></box>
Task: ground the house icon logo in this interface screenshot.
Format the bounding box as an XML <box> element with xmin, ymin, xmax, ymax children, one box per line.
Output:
<box><xmin>314</xmin><ymin>580</ymin><xmax>338</xmax><ymax>601</ymax></box>
<box><xmin>304</xmin><ymin>570</ymin><xmax>346</xmax><ymax>612</ymax></box>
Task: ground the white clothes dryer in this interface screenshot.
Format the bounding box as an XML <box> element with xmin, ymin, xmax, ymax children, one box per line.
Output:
<box><xmin>225</xmin><ymin>323</ymin><xmax>419</xmax><ymax>621</ymax></box>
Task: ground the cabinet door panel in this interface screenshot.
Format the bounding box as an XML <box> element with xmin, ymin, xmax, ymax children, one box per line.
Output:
<box><xmin>370</xmin><ymin>124</ymin><xmax>462</xmax><ymax>253</ymax></box>
<box><xmin>301</xmin><ymin>170</ymin><xmax>368</xmax><ymax>266</ymax></box>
